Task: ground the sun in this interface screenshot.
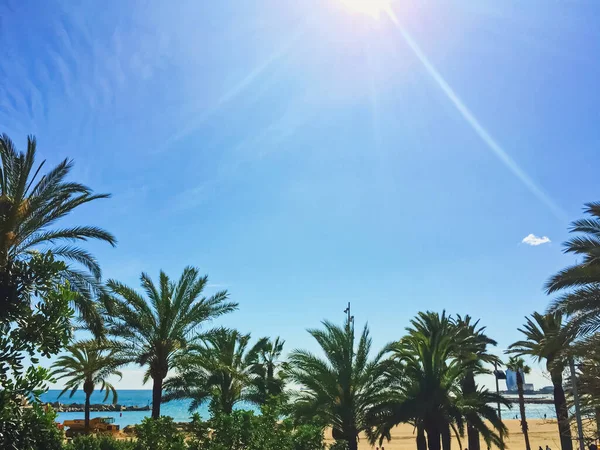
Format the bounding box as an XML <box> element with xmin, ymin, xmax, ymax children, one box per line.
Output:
<box><xmin>338</xmin><ymin>0</ymin><xmax>394</xmax><ymax>19</ymax></box>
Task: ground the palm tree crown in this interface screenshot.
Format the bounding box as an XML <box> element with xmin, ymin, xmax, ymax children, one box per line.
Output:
<box><xmin>0</xmin><ymin>134</ymin><xmax>116</xmax><ymax>332</ymax></box>
<box><xmin>51</xmin><ymin>341</ymin><xmax>126</xmax><ymax>430</ymax></box>
<box><xmin>102</xmin><ymin>267</ymin><xmax>237</xmax><ymax>418</ymax></box>
<box><xmin>547</xmin><ymin>202</ymin><xmax>600</xmax><ymax>335</ymax></box>
<box><xmin>368</xmin><ymin>312</ymin><xmax>506</xmax><ymax>450</ymax></box>
<box><xmin>289</xmin><ymin>318</ymin><xmax>389</xmax><ymax>450</ymax></box>
<box><xmin>164</xmin><ymin>327</ymin><xmax>260</xmax><ymax>414</ymax></box>
<box><xmin>509</xmin><ymin>312</ymin><xmax>573</xmax><ymax>373</ymax></box>
<box><xmin>247</xmin><ymin>336</ymin><xmax>287</xmax><ymax>405</ymax></box>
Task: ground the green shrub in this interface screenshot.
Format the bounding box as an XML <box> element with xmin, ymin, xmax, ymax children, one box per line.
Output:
<box><xmin>187</xmin><ymin>405</ymin><xmax>325</xmax><ymax>450</ymax></box>
<box><xmin>134</xmin><ymin>416</ymin><xmax>185</xmax><ymax>450</ymax></box>
<box><xmin>0</xmin><ymin>404</ymin><xmax>64</xmax><ymax>450</ymax></box>
<box><xmin>64</xmin><ymin>434</ymin><xmax>135</xmax><ymax>450</ymax></box>
<box><xmin>292</xmin><ymin>424</ymin><xmax>325</xmax><ymax>450</ymax></box>
<box><xmin>190</xmin><ymin>409</ymin><xmax>255</xmax><ymax>450</ymax></box>
<box><xmin>328</xmin><ymin>440</ymin><xmax>349</xmax><ymax>450</ymax></box>
<box><xmin>251</xmin><ymin>416</ymin><xmax>293</xmax><ymax>450</ymax></box>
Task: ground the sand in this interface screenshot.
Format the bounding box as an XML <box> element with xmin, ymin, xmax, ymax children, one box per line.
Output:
<box><xmin>323</xmin><ymin>419</ymin><xmax>563</xmax><ymax>450</ymax></box>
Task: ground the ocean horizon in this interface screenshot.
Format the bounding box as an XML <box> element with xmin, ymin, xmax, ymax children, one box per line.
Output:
<box><xmin>42</xmin><ymin>390</ymin><xmax>557</xmax><ymax>427</ymax></box>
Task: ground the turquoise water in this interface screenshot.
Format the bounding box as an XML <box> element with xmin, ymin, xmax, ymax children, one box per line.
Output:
<box><xmin>42</xmin><ymin>390</ymin><xmax>206</xmax><ymax>427</ymax></box>
<box><xmin>42</xmin><ymin>390</ymin><xmax>556</xmax><ymax>427</ymax></box>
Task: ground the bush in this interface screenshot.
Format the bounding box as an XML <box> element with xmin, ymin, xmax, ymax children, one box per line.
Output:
<box><xmin>134</xmin><ymin>416</ymin><xmax>186</xmax><ymax>450</ymax></box>
<box><xmin>64</xmin><ymin>434</ymin><xmax>135</xmax><ymax>450</ymax></box>
<box><xmin>0</xmin><ymin>404</ymin><xmax>64</xmax><ymax>450</ymax></box>
<box><xmin>187</xmin><ymin>405</ymin><xmax>325</xmax><ymax>450</ymax></box>
<box><xmin>292</xmin><ymin>424</ymin><xmax>325</xmax><ymax>450</ymax></box>
<box><xmin>188</xmin><ymin>410</ymin><xmax>255</xmax><ymax>450</ymax></box>
<box><xmin>328</xmin><ymin>440</ymin><xmax>349</xmax><ymax>450</ymax></box>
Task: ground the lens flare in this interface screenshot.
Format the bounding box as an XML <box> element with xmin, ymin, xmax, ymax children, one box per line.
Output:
<box><xmin>338</xmin><ymin>0</ymin><xmax>394</xmax><ymax>19</ymax></box>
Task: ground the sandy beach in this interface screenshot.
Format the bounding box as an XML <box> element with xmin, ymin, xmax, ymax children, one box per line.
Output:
<box><xmin>323</xmin><ymin>419</ymin><xmax>561</xmax><ymax>450</ymax></box>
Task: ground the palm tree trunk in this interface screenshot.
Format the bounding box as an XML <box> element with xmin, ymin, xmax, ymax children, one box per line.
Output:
<box><xmin>517</xmin><ymin>373</ymin><xmax>531</xmax><ymax>450</ymax></box>
<box><xmin>426</xmin><ymin>426</ymin><xmax>441</xmax><ymax>450</ymax></box>
<box><xmin>441</xmin><ymin>426</ymin><xmax>451</xmax><ymax>450</ymax></box>
<box><xmin>463</xmin><ymin>371</ymin><xmax>481</xmax><ymax>450</ymax></box>
<box><xmin>551</xmin><ymin>370</ymin><xmax>573</xmax><ymax>450</ymax></box>
<box><xmin>347</xmin><ymin>434</ymin><xmax>358</xmax><ymax>450</ymax></box>
<box><xmin>595</xmin><ymin>407</ymin><xmax>600</xmax><ymax>440</ymax></box>
<box><xmin>151</xmin><ymin>376</ymin><xmax>163</xmax><ymax>419</ymax></box>
<box><xmin>84</xmin><ymin>391</ymin><xmax>91</xmax><ymax>432</ymax></box>
<box><xmin>417</xmin><ymin>425</ymin><xmax>427</xmax><ymax>450</ymax></box>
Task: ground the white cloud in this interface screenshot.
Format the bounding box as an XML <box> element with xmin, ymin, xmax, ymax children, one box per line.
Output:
<box><xmin>522</xmin><ymin>234</ymin><xmax>551</xmax><ymax>246</ymax></box>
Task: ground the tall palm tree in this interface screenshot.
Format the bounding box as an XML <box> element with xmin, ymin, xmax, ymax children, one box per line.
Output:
<box><xmin>164</xmin><ymin>327</ymin><xmax>260</xmax><ymax>414</ymax></box>
<box><xmin>0</xmin><ymin>134</ymin><xmax>116</xmax><ymax>333</ymax></box>
<box><xmin>452</xmin><ymin>315</ymin><xmax>501</xmax><ymax>450</ymax></box>
<box><xmin>506</xmin><ymin>356</ymin><xmax>532</xmax><ymax>450</ymax></box>
<box><xmin>547</xmin><ymin>202</ymin><xmax>600</xmax><ymax>336</ymax></box>
<box><xmin>508</xmin><ymin>312</ymin><xmax>575</xmax><ymax>450</ymax></box>
<box><xmin>51</xmin><ymin>341</ymin><xmax>126</xmax><ymax>431</ymax></box>
<box><xmin>247</xmin><ymin>336</ymin><xmax>287</xmax><ymax>405</ymax></box>
<box><xmin>368</xmin><ymin>312</ymin><xmax>506</xmax><ymax>450</ymax></box>
<box><xmin>101</xmin><ymin>267</ymin><xmax>237</xmax><ymax>418</ymax></box>
<box><xmin>288</xmin><ymin>318</ymin><xmax>389</xmax><ymax>450</ymax></box>
<box><xmin>565</xmin><ymin>334</ymin><xmax>600</xmax><ymax>440</ymax></box>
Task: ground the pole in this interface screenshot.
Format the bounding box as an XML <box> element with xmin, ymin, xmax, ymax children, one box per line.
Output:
<box><xmin>570</xmin><ymin>357</ymin><xmax>585</xmax><ymax>450</ymax></box>
<box><xmin>494</xmin><ymin>361</ymin><xmax>504</xmax><ymax>448</ymax></box>
<box><xmin>494</xmin><ymin>361</ymin><xmax>502</xmax><ymax>421</ymax></box>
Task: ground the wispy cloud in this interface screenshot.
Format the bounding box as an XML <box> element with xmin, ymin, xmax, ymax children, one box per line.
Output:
<box><xmin>522</xmin><ymin>234</ymin><xmax>551</xmax><ymax>246</ymax></box>
<box><xmin>163</xmin><ymin>26</ymin><xmax>304</xmax><ymax>149</ymax></box>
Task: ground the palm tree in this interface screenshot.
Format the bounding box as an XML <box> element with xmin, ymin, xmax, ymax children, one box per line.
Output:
<box><xmin>452</xmin><ymin>315</ymin><xmax>501</xmax><ymax>450</ymax></box>
<box><xmin>508</xmin><ymin>312</ymin><xmax>574</xmax><ymax>450</ymax></box>
<box><xmin>247</xmin><ymin>336</ymin><xmax>287</xmax><ymax>405</ymax></box>
<box><xmin>506</xmin><ymin>356</ymin><xmax>532</xmax><ymax>450</ymax></box>
<box><xmin>547</xmin><ymin>202</ymin><xmax>600</xmax><ymax>335</ymax></box>
<box><xmin>101</xmin><ymin>267</ymin><xmax>237</xmax><ymax>418</ymax></box>
<box><xmin>367</xmin><ymin>312</ymin><xmax>506</xmax><ymax>450</ymax></box>
<box><xmin>566</xmin><ymin>333</ymin><xmax>600</xmax><ymax>440</ymax></box>
<box><xmin>51</xmin><ymin>341</ymin><xmax>126</xmax><ymax>431</ymax></box>
<box><xmin>164</xmin><ymin>327</ymin><xmax>261</xmax><ymax>414</ymax></box>
<box><xmin>0</xmin><ymin>134</ymin><xmax>116</xmax><ymax>333</ymax></box>
<box><xmin>288</xmin><ymin>318</ymin><xmax>389</xmax><ymax>450</ymax></box>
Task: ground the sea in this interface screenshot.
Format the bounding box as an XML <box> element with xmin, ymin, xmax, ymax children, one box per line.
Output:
<box><xmin>41</xmin><ymin>390</ymin><xmax>557</xmax><ymax>428</ymax></box>
<box><xmin>42</xmin><ymin>390</ymin><xmax>211</xmax><ymax>427</ymax></box>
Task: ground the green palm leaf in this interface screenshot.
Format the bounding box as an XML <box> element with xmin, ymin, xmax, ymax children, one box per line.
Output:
<box><xmin>101</xmin><ymin>267</ymin><xmax>237</xmax><ymax>418</ymax></box>
<box><xmin>0</xmin><ymin>134</ymin><xmax>115</xmax><ymax>334</ymax></box>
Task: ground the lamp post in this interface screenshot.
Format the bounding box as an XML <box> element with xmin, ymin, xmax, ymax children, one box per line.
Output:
<box><xmin>494</xmin><ymin>361</ymin><xmax>507</xmax><ymax>447</ymax></box>
<box><xmin>494</xmin><ymin>361</ymin><xmax>504</xmax><ymax>420</ymax></box>
<box><xmin>570</xmin><ymin>357</ymin><xmax>585</xmax><ymax>450</ymax></box>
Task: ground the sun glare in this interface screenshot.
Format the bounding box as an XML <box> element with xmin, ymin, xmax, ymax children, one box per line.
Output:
<box><xmin>338</xmin><ymin>0</ymin><xmax>394</xmax><ymax>19</ymax></box>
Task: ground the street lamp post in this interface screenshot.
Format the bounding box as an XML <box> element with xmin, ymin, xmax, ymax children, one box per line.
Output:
<box><xmin>570</xmin><ymin>357</ymin><xmax>585</xmax><ymax>450</ymax></box>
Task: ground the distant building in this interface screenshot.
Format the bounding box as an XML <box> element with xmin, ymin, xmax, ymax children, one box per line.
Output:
<box><xmin>540</xmin><ymin>386</ymin><xmax>554</xmax><ymax>394</ymax></box>
<box><xmin>505</xmin><ymin>369</ymin><xmax>526</xmax><ymax>392</ymax></box>
<box><xmin>523</xmin><ymin>383</ymin><xmax>535</xmax><ymax>391</ymax></box>
<box><xmin>505</xmin><ymin>369</ymin><xmax>517</xmax><ymax>391</ymax></box>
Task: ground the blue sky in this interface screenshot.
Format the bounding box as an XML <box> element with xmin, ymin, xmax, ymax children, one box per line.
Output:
<box><xmin>2</xmin><ymin>0</ymin><xmax>600</xmax><ymax>390</ymax></box>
